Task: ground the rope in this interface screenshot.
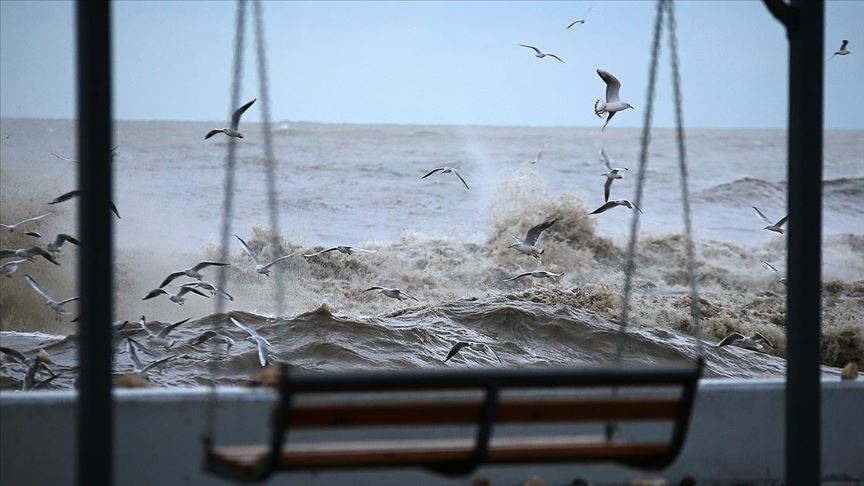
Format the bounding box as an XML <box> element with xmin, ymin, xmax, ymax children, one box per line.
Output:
<box><xmin>253</xmin><ymin>0</ymin><xmax>286</xmax><ymax>315</ymax></box>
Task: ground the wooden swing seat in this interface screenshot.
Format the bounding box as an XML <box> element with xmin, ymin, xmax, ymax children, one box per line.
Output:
<box><xmin>206</xmin><ymin>361</ymin><xmax>703</xmax><ymax>482</ymax></box>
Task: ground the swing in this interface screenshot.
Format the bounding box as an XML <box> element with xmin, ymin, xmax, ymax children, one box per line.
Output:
<box><xmin>204</xmin><ymin>0</ymin><xmax>705</xmax><ymax>482</ymax></box>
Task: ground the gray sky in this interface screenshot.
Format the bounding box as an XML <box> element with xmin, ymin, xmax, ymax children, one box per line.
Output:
<box><xmin>1</xmin><ymin>1</ymin><xmax>862</xmax><ymax>129</ymax></box>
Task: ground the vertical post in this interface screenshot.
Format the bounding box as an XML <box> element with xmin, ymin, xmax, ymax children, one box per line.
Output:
<box><xmin>785</xmin><ymin>0</ymin><xmax>823</xmax><ymax>484</ymax></box>
<box><xmin>76</xmin><ymin>1</ymin><xmax>114</xmax><ymax>485</ymax></box>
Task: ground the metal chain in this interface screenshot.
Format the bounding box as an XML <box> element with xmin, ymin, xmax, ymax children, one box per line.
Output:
<box><xmin>253</xmin><ymin>0</ymin><xmax>286</xmax><ymax>315</ymax></box>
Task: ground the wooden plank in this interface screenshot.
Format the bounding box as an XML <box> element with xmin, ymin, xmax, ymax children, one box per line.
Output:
<box><xmin>280</xmin><ymin>396</ymin><xmax>680</xmax><ymax>427</ymax></box>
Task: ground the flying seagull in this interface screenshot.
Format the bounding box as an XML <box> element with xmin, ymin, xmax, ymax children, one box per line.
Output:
<box><xmin>24</xmin><ymin>232</ymin><xmax>79</xmax><ymax>258</ymax></box>
<box><xmin>566</xmin><ymin>7</ymin><xmax>593</xmax><ymax>28</ymax></box>
<box><xmin>761</xmin><ymin>261</ymin><xmax>787</xmax><ymax>286</ymax></box>
<box><xmin>230</xmin><ymin>316</ymin><xmax>271</xmax><ymax>367</ymax></box>
<box><xmin>158</xmin><ymin>261</ymin><xmax>230</xmax><ymax>288</ymax></box>
<box><xmin>0</xmin><ymin>259</ymin><xmax>28</xmax><ymax>278</ymax></box>
<box><xmin>179</xmin><ymin>281</ymin><xmax>234</xmax><ymax>301</ymax></box>
<box><xmin>1</xmin><ymin>213</ymin><xmax>50</xmax><ymax>233</ymax></box>
<box><xmin>829</xmin><ymin>40</ymin><xmax>851</xmax><ymax>61</ymax></box>
<box><xmin>444</xmin><ymin>342</ymin><xmax>502</xmax><ymax>364</ymax></box>
<box><xmin>503</xmin><ymin>270</ymin><xmax>565</xmax><ymax>282</ymax></box>
<box><xmin>188</xmin><ymin>330</ymin><xmax>236</xmax><ymax>353</ymax></box>
<box><xmin>752</xmin><ymin>207</ymin><xmax>788</xmax><ymax>234</ymax></box>
<box><xmin>509</xmin><ymin>218</ymin><xmax>557</xmax><ymax>258</ymax></box>
<box><xmin>126</xmin><ymin>338</ymin><xmax>179</xmax><ymax>375</ymax></box>
<box><xmin>518</xmin><ymin>44</ymin><xmax>564</xmax><ymax>63</ymax></box>
<box><xmin>142</xmin><ymin>286</ymin><xmax>209</xmax><ymax>305</ymax></box>
<box><xmin>24</xmin><ymin>274</ymin><xmax>79</xmax><ymax>320</ymax></box>
<box><xmin>530</xmin><ymin>137</ymin><xmax>551</xmax><ymax>164</ymax></box>
<box><xmin>716</xmin><ymin>332</ymin><xmax>773</xmax><ymax>351</ymax></box>
<box><xmin>0</xmin><ymin>246</ymin><xmax>60</xmax><ymax>265</ymax></box>
<box><xmin>600</xmin><ymin>149</ymin><xmax>629</xmax><ymax>202</ymax></box>
<box><xmin>364</xmin><ymin>286</ymin><xmax>419</xmax><ymax>301</ymax></box>
<box><xmin>49</xmin><ymin>190</ymin><xmax>121</xmax><ymax>219</ymax></box>
<box><xmin>139</xmin><ymin>316</ymin><xmax>191</xmax><ymax>348</ymax></box>
<box><xmin>420</xmin><ymin>167</ymin><xmax>470</xmax><ymax>190</ymax></box>
<box><xmin>589</xmin><ymin>199</ymin><xmax>642</xmax><ymax>215</ymax></box>
<box><xmin>51</xmin><ymin>144</ymin><xmax>119</xmax><ymax>163</ymax></box>
<box><xmin>205</xmin><ymin>98</ymin><xmax>257</xmax><ymax>139</ymax></box>
<box><xmin>594</xmin><ymin>69</ymin><xmax>634</xmax><ymax>131</ymax></box>
<box><xmin>303</xmin><ymin>245</ymin><xmax>377</xmax><ymax>257</ymax></box>
<box><xmin>233</xmin><ymin>234</ymin><xmax>292</xmax><ymax>276</ymax></box>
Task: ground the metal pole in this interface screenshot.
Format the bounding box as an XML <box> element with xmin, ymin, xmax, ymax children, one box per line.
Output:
<box><xmin>785</xmin><ymin>0</ymin><xmax>823</xmax><ymax>484</ymax></box>
<box><xmin>76</xmin><ymin>1</ymin><xmax>114</xmax><ymax>485</ymax></box>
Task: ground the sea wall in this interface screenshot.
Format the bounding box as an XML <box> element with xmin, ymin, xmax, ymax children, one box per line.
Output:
<box><xmin>1</xmin><ymin>379</ymin><xmax>862</xmax><ymax>485</ymax></box>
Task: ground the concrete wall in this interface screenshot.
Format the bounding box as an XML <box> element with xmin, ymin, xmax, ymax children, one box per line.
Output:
<box><xmin>1</xmin><ymin>379</ymin><xmax>862</xmax><ymax>485</ymax></box>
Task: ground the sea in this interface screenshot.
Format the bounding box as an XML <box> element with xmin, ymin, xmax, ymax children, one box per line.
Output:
<box><xmin>1</xmin><ymin>118</ymin><xmax>862</xmax><ymax>389</ymax></box>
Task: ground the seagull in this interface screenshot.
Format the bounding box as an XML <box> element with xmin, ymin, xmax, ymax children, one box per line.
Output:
<box><xmin>139</xmin><ymin>316</ymin><xmax>191</xmax><ymax>348</ymax></box>
<box><xmin>0</xmin><ymin>259</ymin><xmax>28</xmax><ymax>278</ymax></box>
<box><xmin>23</xmin><ymin>359</ymin><xmax>60</xmax><ymax>391</ymax></box>
<box><xmin>158</xmin><ymin>261</ymin><xmax>230</xmax><ymax>288</ymax></box>
<box><xmin>716</xmin><ymin>332</ymin><xmax>774</xmax><ymax>351</ymax></box>
<box><xmin>589</xmin><ymin>199</ymin><xmax>642</xmax><ymax>215</ymax></box>
<box><xmin>126</xmin><ymin>335</ymin><xmax>160</xmax><ymax>358</ymax></box>
<box><xmin>594</xmin><ymin>69</ymin><xmax>634</xmax><ymax>131</ymax></box>
<box><xmin>752</xmin><ymin>207</ymin><xmax>788</xmax><ymax>234</ymax></box>
<box><xmin>509</xmin><ymin>218</ymin><xmax>557</xmax><ymax>258</ymax></box>
<box><xmin>187</xmin><ymin>330</ymin><xmax>236</xmax><ymax>352</ymax></box>
<box><xmin>230</xmin><ymin>316</ymin><xmax>271</xmax><ymax>367</ymax></box>
<box><xmin>179</xmin><ymin>281</ymin><xmax>234</xmax><ymax>301</ymax></box>
<box><xmin>364</xmin><ymin>286</ymin><xmax>419</xmax><ymax>301</ymax></box>
<box><xmin>529</xmin><ymin>138</ymin><xmax>551</xmax><ymax>164</ymax></box>
<box><xmin>142</xmin><ymin>286</ymin><xmax>209</xmax><ymax>305</ymax></box>
<box><xmin>24</xmin><ymin>274</ymin><xmax>79</xmax><ymax>320</ymax></box>
<box><xmin>420</xmin><ymin>167</ymin><xmax>470</xmax><ymax>190</ymax></box>
<box><xmin>518</xmin><ymin>44</ymin><xmax>564</xmax><ymax>63</ymax></box>
<box><xmin>24</xmin><ymin>232</ymin><xmax>79</xmax><ymax>258</ymax></box>
<box><xmin>49</xmin><ymin>189</ymin><xmax>121</xmax><ymax>219</ymax></box>
<box><xmin>233</xmin><ymin>234</ymin><xmax>293</xmax><ymax>275</ymax></box>
<box><xmin>205</xmin><ymin>98</ymin><xmax>257</xmax><ymax>139</ymax></box>
<box><xmin>600</xmin><ymin>149</ymin><xmax>629</xmax><ymax>202</ymax></box>
<box><xmin>761</xmin><ymin>261</ymin><xmax>787</xmax><ymax>286</ymax></box>
<box><xmin>303</xmin><ymin>245</ymin><xmax>378</xmax><ymax>257</ymax></box>
<box><xmin>0</xmin><ymin>346</ymin><xmax>27</xmax><ymax>364</ymax></box>
<box><xmin>1</xmin><ymin>213</ymin><xmax>50</xmax><ymax>233</ymax></box>
<box><xmin>0</xmin><ymin>246</ymin><xmax>60</xmax><ymax>265</ymax></box>
<box><xmin>566</xmin><ymin>7</ymin><xmax>593</xmax><ymax>28</ymax></box>
<box><xmin>51</xmin><ymin>144</ymin><xmax>119</xmax><ymax>163</ymax></box>
<box><xmin>444</xmin><ymin>342</ymin><xmax>502</xmax><ymax>364</ymax></box>
<box><xmin>829</xmin><ymin>40</ymin><xmax>851</xmax><ymax>61</ymax></box>
<box><xmin>126</xmin><ymin>338</ymin><xmax>179</xmax><ymax>375</ymax></box>
<box><xmin>503</xmin><ymin>270</ymin><xmax>565</xmax><ymax>282</ymax></box>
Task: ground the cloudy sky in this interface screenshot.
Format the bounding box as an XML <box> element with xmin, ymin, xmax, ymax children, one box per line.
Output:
<box><xmin>1</xmin><ymin>1</ymin><xmax>861</xmax><ymax>129</ymax></box>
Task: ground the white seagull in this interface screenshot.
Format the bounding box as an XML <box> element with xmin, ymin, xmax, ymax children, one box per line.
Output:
<box><xmin>421</xmin><ymin>167</ymin><xmax>470</xmax><ymax>190</ymax></box>
<box><xmin>503</xmin><ymin>270</ymin><xmax>565</xmax><ymax>282</ymax></box>
<box><xmin>24</xmin><ymin>274</ymin><xmax>79</xmax><ymax>320</ymax></box>
<box><xmin>142</xmin><ymin>286</ymin><xmax>209</xmax><ymax>305</ymax></box>
<box><xmin>444</xmin><ymin>342</ymin><xmax>502</xmax><ymax>364</ymax></box>
<box><xmin>139</xmin><ymin>316</ymin><xmax>191</xmax><ymax>348</ymax></box>
<box><xmin>205</xmin><ymin>98</ymin><xmax>257</xmax><ymax>139</ymax></box>
<box><xmin>752</xmin><ymin>206</ymin><xmax>788</xmax><ymax>234</ymax></box>
<box><xmin>49</xmin><ymin>189</ymin><xmax>121</xmax><ymax>219</ymax></box>
<box><xmin>716</xmin><ymin>332</ymin><xmax>773</xmax><ymax>351</ymax></box>
<box><xmin>51</xmin><ymin>144</ymin><xmax>119</xmax><ymax>163</ymax></box>
<box><xmin>188</xmin><ymin>330</ymin><xmax>236</xmax><ymax>352</ymax></box>
<box><xmin>518</xmin><ymin>44</ymin><xmax>564</xmax><ymax>63</ymax></box>
<box><xmin>230</xmin><ymin>316</ymin><xmax>271</xmax><ymax>367</ymax></box>
<box><xmin>530</xmin><ymin>137</ymin><xmax>551</xmax><ymax>164</ymax></box>
<box><xmin>509</xmin><ymin>218</ymin><xmax>557</xmax><ymax>258</ymax></box>
<box><xmin>126</xmin><ymin>338</ymin><xmax>179</xmax><ymax>375</ymax></box>
<box><xmin>303</xmin><ymin>245</ymin><xmax>377</xmax><ymax>257</ymax></box>
<box><xmin>594</xmin><ymin>69</ymin><xmax>634</xmax><ymax>131</ymax></box>
<box><xmin>233</xmin><ymin>234</ymin><xmax>293</xmax><ymax>275</ymax></box>
<box><xmin>179</xmin><ymin>281</ymin><xmax>234</xmax><ymax>301</ymax></box>
<box><xmin>0</xmin><ymin>259</ymin><xmax>28</xmax><ymax>278</ymax></box>
<box><xmin>600</xmin><ymin>149</ymin><xmax>629</xmax><ymax>202</ymax></box>
<box><xmin>158</xmin><ymin>261</ymin><xmax>230</xmax><ymax>288</ymax></box>
<box><xmin>364</xmin><ymin>286</ymin><xmax>419</xmax><ymax>301</ymax></box>
<box><xmin>829</xmin><ymin>40</ymin><xmax>851</xmax><ymax>61</ymax></box>
<box><xmin>761</xmin><ymin>261</ymin><xmax>787</xmax><ymax>286</ymax></box>
<box><xmin>24</xmin><ymin>232</ymin><xmax>79</xmax><ymax>258</ymax></box>
<box><xmin>566</xmin><ymin>7</ymin><xmax>593</xmax><ymax>28</ymax></box>
<box><xmin>0</xmin><ymin>246</ymin><xmax>60</xmax><ymax>265</ymax></box>
<box><xmin>590</xmin><ymin>199</ymin><xmax>642</xmax><ymax>215</ymax></box>
<box><xmin>1</xmin><ymin>213</ymin><xmax>50</xmax><ymax>233</ymax></box>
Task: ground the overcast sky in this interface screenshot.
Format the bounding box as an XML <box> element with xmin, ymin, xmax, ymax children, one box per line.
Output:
<box><xmin>1</xmin><ymin>1</ymin><xmax>862</xmax><ymax>129</ymax></box>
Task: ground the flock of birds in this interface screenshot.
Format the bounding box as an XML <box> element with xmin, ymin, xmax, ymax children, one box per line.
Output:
<box><xmin>0</xmin><ymin>16</ymin><xmax>856</xmax><ymax>383</ymax></box>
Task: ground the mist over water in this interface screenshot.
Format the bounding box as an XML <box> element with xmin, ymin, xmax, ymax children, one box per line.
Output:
<box><xmin>1</xmin><ymin>119</ymin><xmax>862</xmax><ymax>389</ymax></box>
